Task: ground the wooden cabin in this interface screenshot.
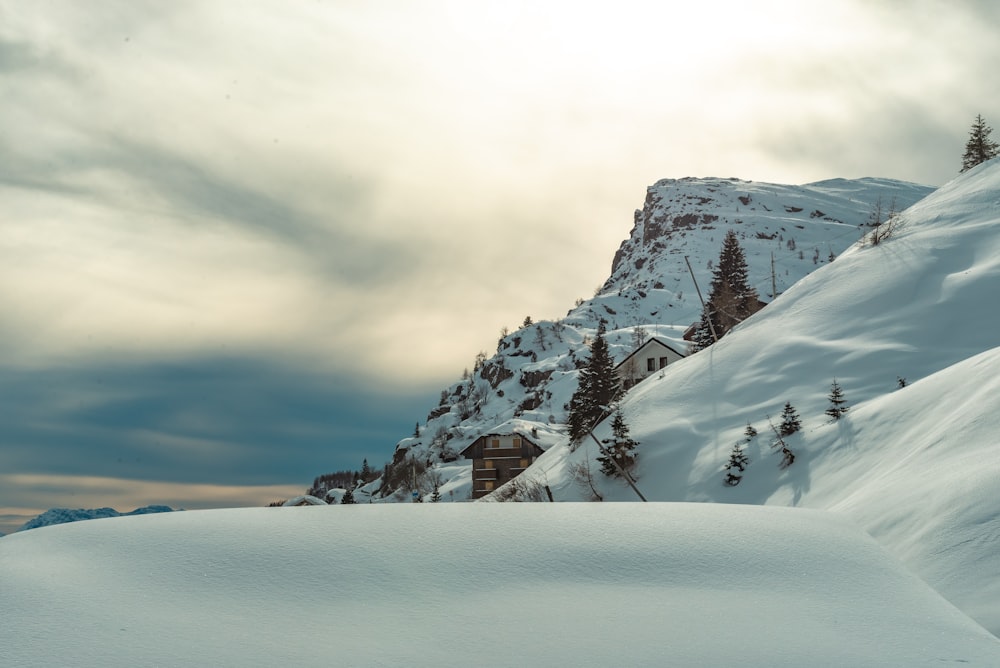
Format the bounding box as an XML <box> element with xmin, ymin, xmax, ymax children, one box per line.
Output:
<box><xmin>460</xmin><ymin>431</ymin><xmax>545</xmax><ymax>499</ymax></box>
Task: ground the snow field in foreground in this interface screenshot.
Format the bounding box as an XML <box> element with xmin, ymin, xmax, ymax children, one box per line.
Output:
<box><xmin>1</xmin><ymin>503</ymin><xmax>999</xmax><ymax>667</ymax></box>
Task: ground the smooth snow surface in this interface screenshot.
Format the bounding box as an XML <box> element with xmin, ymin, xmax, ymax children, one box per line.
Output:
<box><xmin>1</xmin><ymin>504</ymin><xmax>998</xmax><ymax>667</ymax></box>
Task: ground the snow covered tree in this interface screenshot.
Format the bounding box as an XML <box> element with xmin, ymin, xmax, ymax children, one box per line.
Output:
<box><xmin>690</xmin><ymin>230</ymin><xmax>761</xmax><ymax>352</ymax></box>
<box><xmin>779</xmin><ymin>402</ymin><xmax>802</xmax><ymax>437</ymax></box>
<box><xmin>567</xmin><ymin>322</ymin><xmax>621</xmax><ymax>443</ymax></box>
<box><xmin>597</xmin><ymin>409</ymin><xmax>639</xmax><ymax>477</ymax></box>
<box><xmin>961</xmin><ymin>114</ymin><xmax>999</xmax><ymax>172</ymax></box>
<box><xmin>724</xmin><ymin>442</ymin><xmax>750</xmax><ymax>486</ymax></box>
<box><xmin>744</xmin><ymin>421</ymin><xmax>758</xmax><ymax>442</ymax></box>
<box><xmin>825</xmin><ymin>379</ymin><xmax>849</xmax><ymax>420</ymax></box>
<box><xmin>430</xmin><ymin>483</ymin><xmax>441</xmax><ymax>503</ymax></box>
<box><xmin>341</xmin><ymin>488</ymin><xmax>356</xmax><ymax>504</ymax></box>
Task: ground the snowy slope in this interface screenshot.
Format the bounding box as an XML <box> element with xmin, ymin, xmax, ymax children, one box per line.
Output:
<box><xmin>523</xmin><ymin>159</ymin><xmax>1000</xmax><ymax>634</ymax></box>
<box><xmin>2</xmin><ymin>504</ymin><xmax>999</xmax><ymax>667</ymax></box>
<box><xmin>354</xmin><ymin>176</ymin><xmax>931</xmax><ymax>505</ymax></box>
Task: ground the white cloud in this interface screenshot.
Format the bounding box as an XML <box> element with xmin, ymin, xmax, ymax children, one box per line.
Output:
<box><xmin>2</xmin><ymin>0</ymin><xmax>998</xmax><ymax>389</ymax></box>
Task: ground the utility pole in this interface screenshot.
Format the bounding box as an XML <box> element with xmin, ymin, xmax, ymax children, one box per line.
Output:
<box><xmin>587</xmin><ymin>430</ymin><xmax>647</xmax><ymax>502</ymax></box>
<box><xmin>770</xmin><ymin>252</ymin><xmax>777</xmax><ymax>300</ymax></box>
<box><xmin>684</xmin><ymin>255</ymin><xmax>718</xmax><ymax>343</ymax></box>
<box><xmin>584</xmin><ymin>408</ymin><xmax>647</xmax><ymax>502</ymax></box>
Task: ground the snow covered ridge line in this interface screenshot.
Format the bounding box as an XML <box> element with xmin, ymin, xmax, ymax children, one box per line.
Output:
<box><xmin>2</xmin><ymin>504</ymin><xmax>999</xmax><ymax>666</ymax></box>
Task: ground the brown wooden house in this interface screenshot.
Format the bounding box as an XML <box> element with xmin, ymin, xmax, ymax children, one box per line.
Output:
<box><xmin>460</xmin><ymin>430</ymin><xmax>545</xmax><ymax>499</ymax></box>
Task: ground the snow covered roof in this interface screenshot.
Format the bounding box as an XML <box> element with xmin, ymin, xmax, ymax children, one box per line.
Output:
<box><xmin>613</xmin><ymin>336</ymin><xmax>686</xmax><ymax>370</ymax></box>
<box><xmin>281</xmin><ymin>495</ymin><xmax>327</xmax><ymax>507</ymax></box>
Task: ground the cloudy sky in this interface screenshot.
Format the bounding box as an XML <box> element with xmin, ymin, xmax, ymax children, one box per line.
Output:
<box><xmin>1</xmin><ymin>0</ymin><xmax>997</xmax><ymax>532</ymax></box>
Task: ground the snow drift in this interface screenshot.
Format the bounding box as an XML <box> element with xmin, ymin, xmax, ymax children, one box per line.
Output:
<box><xmin>1</xmin><ymin>504</ymin><xmax>998</xmax><ymax>666</ymax></box>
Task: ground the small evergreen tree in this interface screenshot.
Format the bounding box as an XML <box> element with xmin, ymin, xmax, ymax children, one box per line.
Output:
<box><xmin>779</xmin><ymin>402</ymin><xmax>802</xmax><ymax>437</ymax></box>
<box><xmin>567</xmin><ymin>322</ymin><xmax>621</xmax><ymax>443</ymax></box>
<box><xmin>597</xmin><ymin>409</ymin><xmax>639</xmax><ymax>477</ymax></box>
<box><xmin>430</xmin><ymin>483</ymin><xmax>441</xmax><ymax>503</ymax></box>
<box><xmin>341</xmin><ymin>488</ymin><xmax>356</xmax><ymax>504</ymax></box>
<box><xmin>744</xmin><ymin>421</ymin><xmax>758</xmax><ymax>442</ymax></box>
<box><xmin>723</xmin><ymin>442</ymin><xmax>750</xmax><ymax>486</ymax></box>
<box><xmin>961</xmin><ymin>114</ymin><xmax>999</xmax><ymax>172</ymax></box>
<box><xmin>825</xmin><ymin>379</ymin><xmax>849</xmax><ymax>420</ymax></box>
<box><xmin>360</xmin><ymin>458</ymin><xmax>373</xmax><ymax>482</ymax></box>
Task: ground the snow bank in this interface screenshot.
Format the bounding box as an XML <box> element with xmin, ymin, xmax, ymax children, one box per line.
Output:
<box><xmin>1</xmin><ymin>504</ymin><xmax>998</xmax><ymax>666</ymax></box>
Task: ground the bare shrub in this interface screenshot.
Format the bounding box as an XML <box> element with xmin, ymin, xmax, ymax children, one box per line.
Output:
<box><xmin>568</xmin><ymin>461</ymin><xmax>603</xmax><ymax>501</ymax></box>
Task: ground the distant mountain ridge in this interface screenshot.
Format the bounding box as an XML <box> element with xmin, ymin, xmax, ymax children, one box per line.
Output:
<box><xmin>16</xmin><ymin>505</ymin><xmax>176</xmax><ymax>532</ymax></box>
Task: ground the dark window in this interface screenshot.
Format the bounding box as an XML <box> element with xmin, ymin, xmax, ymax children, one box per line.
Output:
<box><xmin>647</xmin><ymin>358</ymin><xmax>656</xmax><ymax>371</ymax></box>
<box><xmin>659</xmin><ymin>356</ymin><xmax>669</xmax><ymax>369</ymax></box>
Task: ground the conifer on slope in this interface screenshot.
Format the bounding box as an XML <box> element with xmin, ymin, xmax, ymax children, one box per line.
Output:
<box><xmin>961</xmin><ymin>114</ymin><xmax>999</xmax><ymax>172</ymax></box>
<box><xmin>568</xmin><ymin>321</ymin><xmax>621</xmax><ymax>443</ymax></box>
<box><xmin>597</xmin><ymin>409</ymin><xmax>639</xmax><ymax>477</ymax></box>
<box><xmin>691</xmin><ymin>230</ymin><xmax>761</xmax><ymax>351</ymax></box>
<box><xmin>825</xmin><ymin>379</ymin><xmax>849</xmax><ymax>420</ymax></box>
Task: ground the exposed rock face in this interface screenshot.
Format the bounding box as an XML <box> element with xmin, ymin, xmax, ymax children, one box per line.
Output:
<box><xmin>604</xmin><ymin>176</ymin><xmax>932</xmax><ymax>309</ymax></box>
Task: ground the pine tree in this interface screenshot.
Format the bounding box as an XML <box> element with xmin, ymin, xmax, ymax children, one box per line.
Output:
<box><xmin>597</xmin><ymin>409</ymin><xmax>639</xmax><ymax>477</ymax></box>
<box><xmin>360</xmin><ymin>458</ymin><xmax>373</xmax><ymax>482</ymax></box>
<box><xmin>724</xmin><ymin>442</ymin><xmax>750</xmax><ymax>486</ymax></box>
<box><xmin>341</xmin><ymin>488</ymin><xmax>356</xmax><ymax>504</ymax></box>
<box><xmin>779</xmin><ymin>402</ymin><xmax>801</xmax><ymax>437</ymax></box>
<box><xmin>567</xmin><ymin>322</ymin><xmax>621</xmax><ymax>443</ymax></box>
<box><xmin>690</xmin><ymin>230</ymin><xmax>760</xmax><ymax>351</ymax></box>
<box><xmin>961</xmin><ymin>114</ymin><xmax>999</xmax><ymax>172</ymax></box>
<box><xmin>744</xmin><ymin>421</ymin><xmax>758</xmax><ymax>442</ymax></box>
<box><xmin>430</xmin><ymin>483</ymin><xmax>441</xmax><ymax>502</ymax></box>
<box><xmin>825</xmin><ymin>379</ymin><xmax>849</xmax><ymax>420</ymax></box>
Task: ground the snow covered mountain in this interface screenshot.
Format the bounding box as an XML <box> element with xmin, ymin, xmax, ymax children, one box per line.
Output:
<box><xmin>511</xmin><ymin>159</ymin><xmax>1000</xmax><ymax>634</ymax></box>
<box><xmin>348</xmin><ymin>175</ymin><xmax>932</xmax><ymax>505</ymax></box>
<box><xmin>602</xmin><ymin>175</ymin><xmax>931</xmax><ymax>314</ymax></box>
<box><xmin>15</xmin><ymin>505</ymin><xmax>176</xmax><ymax>532</ymax></box>
<box><xmin>330</xmin><ymin>165</ymin><xmax>1000</xmax><ymax>635</ymax></box>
